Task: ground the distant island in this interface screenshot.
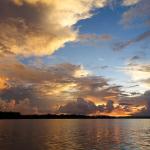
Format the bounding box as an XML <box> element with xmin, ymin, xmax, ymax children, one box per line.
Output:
<box><xmin>0</xmin><ymin>112</ymin><xmax>150</xmax><ymax>119</ymax></box>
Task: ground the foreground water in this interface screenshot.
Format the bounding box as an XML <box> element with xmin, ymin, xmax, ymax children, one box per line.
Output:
<box><xmin>0</xmin><ymin>119</ymin><xmax>150</xmax><ymax>150</ymax></box>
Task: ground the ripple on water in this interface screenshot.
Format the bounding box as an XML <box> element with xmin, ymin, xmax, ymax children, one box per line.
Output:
<box><xmin>0</xmin><ymin>119</ymin><xmax>150</xmax><ymax>150</ymax></box>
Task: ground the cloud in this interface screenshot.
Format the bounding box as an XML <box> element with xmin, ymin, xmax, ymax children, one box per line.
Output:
<box><xmin>78</xmin><ymin>34</ymin><xmax>112</xmax><ymax>41</ymax></box>
<box><xmin>0</xmin><ymin>56</ymin><xmax>126</xmax><ymax>114</ymax></box>
<box><xmin>0</xmin><ymin>0</ymin><xmax>149</xmax><ymax>116</ymax></box>
<box><xmin>123</xmin><ymin>63</ymin><xmax>150</xmax><ymax>88</ymax></box>
<box><xmin>135</xmin><ymin>94</ymin><xmax>150</xmax><ymax>116</ymax></box>
<box><xmin>0</xmin><ymin>58</ymin><xmax>149</xmax><ymax>116</ymax></box>
<box><xmin>12</xmin><ymin>0</ymin><xmax>108</xmax><ymax>7</ymax></box>
<box><xmin>118</xmin><ymin>63</ymin><xmax>150</xmax><ymax>96</ymax></box>
<box><xmin>142</xmin><ymin>78</ymin><xmax>150</xmax><ymax>87</ymax></box>
<box><xmin>122</xmin><ymin>0</ymin><xmax>141</xmax><ymax>6</ymax></box>
<box><xmin>0</xmin><ymin>98</ymin><xmax>38</xmax><ymax>114</ymax></box>
<box><xmin>129</xmin><ymin>55</ymin><xmax>140</xmax><ymax>61</ymax></box>
<box><xmin>58</xmin><ymin>97</ymin><xmax>137</xmax><ymax>116</ymax></box>
<box><xmin>0</xmin><ymin>0</ymin><xmax>108</xmax><ymax>57</ymax></box>
<box><xmin>0</xmin><ymin>76</ymin><xmax>9</xmax><ymax>91</ymax></box>
<box><xmin>58</xmin><ymin>98</ymin><xmax>116</xmax><ymax>115</ymax></box>
<box><xmin>0</xmin><ymin>82</ymin><xmax>72</xmax><ymax>114</ymax></box>
<box><xmin>121</xmin><ymin>0</ymin><xmax>150</xmax><ymax>26</ymax></box>
<box><xmin>58</xmin><ymin>98</ymin><xmax>98</xmax><ymax>115</ymax></box>
<box><xmin>0</xmin><ymin>56</ymin><xmax>89</xmax><ymax>83</ymax></box>
<box><xmin>113</xmin><ymin>30</ymin><xmax>150</xmax><ymax>51</ymax></box>
<box><xmin>106</xmin><ymin>100</ymin><xmax>114</xmax><ymax>112</ymax></box>
<box><xmin>77</xmin><ymin>33</ymin><xmax>112</xmax><ymax>47</ymax></box>
<box><xmin>119</xmin><ymin>90</ymin><xmax>150</xmax><ymax>116</ymax></box>
<box><xmin>0</xmin><ymin>57</ymin><xmax>93</xmax><ymax>113</ymax></box>
<box><xmin>0</xmin><ymin>56</ymin><xmax>123</xmax><ymax>100</ymax></box>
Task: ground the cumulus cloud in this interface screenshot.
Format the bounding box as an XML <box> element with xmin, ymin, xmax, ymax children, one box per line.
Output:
<box><xmin>0</xmin><ymin>0</ymin><xmax>149</xmax><ymax>116</ymax></box>
<box><xmin>0</xmin><ymin>98</ymin><xmax>38</xmax><ymax>114</ymax></box>
<box><xmin>58</xmin><ymin>98</ymin><xmax>116</xmax><ymax>115</ymax></box>
<box><xmin>0</xmin><ymin>56</ymin><xmax>89</xmax><ymax>83</ymax></box>
<box><xmin>0</xmin><ymin>81</ymin><xmax>73</xmax><ymax>114</ymax></box>
<box><xmin>0</xmin><ymin>0</ymin><xmax>108</xmax><ymax>57</ymax></box>
<box><xmin>0</xmin><ymin>56</ymin><xmax>125</xmax><ymax>114</ymax></box>
<box><xmin>58</xmin><ymin>98</ymin><xmax>138</xmax><ymax>116</ymax></box>
<box><xmin>58</xmin><ymin>98</ymin><xmax>97</xmax><ymax>115</ymax></box>
<box><xmin>0</xmin><ymin>56</ymin><xmax>122</xmax><ymax>100</ymax></box>
<box><xmin>0</xmin><ymin>58</ymin><xmax>149</xmax><ymax>116</ymax></box>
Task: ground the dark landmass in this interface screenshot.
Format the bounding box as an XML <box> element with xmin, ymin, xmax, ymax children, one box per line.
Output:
<box><xmin>0</xmin><ymin>112</ymin><xmax>150</xmax><ymax>119</ymax></box>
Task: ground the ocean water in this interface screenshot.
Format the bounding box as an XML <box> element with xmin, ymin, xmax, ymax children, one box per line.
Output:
<box><xmin>0</xmin><ymin>119</ymin><xmax>150</xmax><ymax>150</ymax></box>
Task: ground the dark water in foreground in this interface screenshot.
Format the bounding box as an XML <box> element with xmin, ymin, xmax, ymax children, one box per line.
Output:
<box><xmin>0</xmin><ymin>119</ymin><xmax>150</xmax><ymax>150</ymax></box>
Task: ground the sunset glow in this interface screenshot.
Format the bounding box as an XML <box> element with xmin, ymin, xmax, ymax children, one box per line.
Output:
<box><xmin>0</xmin><ymin>0</ymin><xmax>150</xmax><ymax>117</ymax></box>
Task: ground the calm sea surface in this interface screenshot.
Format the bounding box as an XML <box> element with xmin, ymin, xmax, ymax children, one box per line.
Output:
<box><xmin>0</xmin><ymin>119</ymin><xmax>150</xmax><ymax>150</ymax></box>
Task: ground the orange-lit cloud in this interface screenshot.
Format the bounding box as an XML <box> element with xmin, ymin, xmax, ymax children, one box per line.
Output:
<box><xmin>0</xmin><ymin>0</ymin><xmax>149</xmax><ymax>116</ymax></box>
<box><xmin>0</xmin><ymin>98</ymin><xmax>38</xmax><ymax>114</ymax></box>
<box><xmin>58</xmin><ymin>97</ymin><xmax>145</xmax><ymax>116</ymax></box>
<box><xmin>0</xmin><ymin>0</ymin><xmax>108</xmax><ymax>57</ymax></box>
<box><xmin>0</xmin><ymin>57</ymin><xmax>149</xmax><ymax>116</ymax></box>
<box><xmin>86</xmin><ymin>96</ymin><xmax>106</xmax><ymax>105</ymax></box>
<box><xmin>0</xmin><ymin>76</ymin><xmax>9</xmax><ymax>90</ymax></box>
<box><xmin>0</xmin><ymin>56</ymin><xmax>125</xmax><ymax>114</ymax></box>
<box><xmin>98</xmin><ymin>105</ymin><xmax>144</xmax><ymax>117</ymax></box>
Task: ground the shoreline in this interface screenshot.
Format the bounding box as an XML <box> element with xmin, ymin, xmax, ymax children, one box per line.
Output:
<box><xmin>0</xmin><ymin>112</ymin><xmax>150</xmax><ymax>119</ymax></box>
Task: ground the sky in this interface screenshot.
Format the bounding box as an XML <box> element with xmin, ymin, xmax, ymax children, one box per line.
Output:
<box><xmin>0</xmin><ymin>0</ymin><xmax>150</xmax><ymax>116</ymax></box>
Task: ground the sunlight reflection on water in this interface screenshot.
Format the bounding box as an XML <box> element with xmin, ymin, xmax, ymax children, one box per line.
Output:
<box><xmin>0</xmin><ymin>119</ymin><xmax>150</xmax><ymax>150</ymax></box>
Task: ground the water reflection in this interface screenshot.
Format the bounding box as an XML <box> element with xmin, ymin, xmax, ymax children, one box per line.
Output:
<box><xmin>0</xmin><ymin>119</ymin><xmax>150</xmax><ymax>150</ymax></box>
